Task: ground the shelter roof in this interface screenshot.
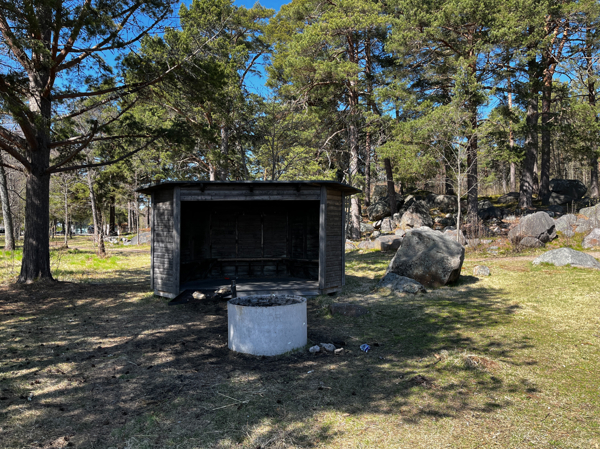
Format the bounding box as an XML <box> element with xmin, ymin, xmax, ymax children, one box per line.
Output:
<box><xmin>137</xmin><ymin>180</ymin><xmax>361</xmax><ymax>195</ymax></box>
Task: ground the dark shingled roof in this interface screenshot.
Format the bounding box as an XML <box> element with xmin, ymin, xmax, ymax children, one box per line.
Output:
<box><xmin>137</xmin><ymin>180</ymin><xmax>361</xmax><ymax>195</ymax></box>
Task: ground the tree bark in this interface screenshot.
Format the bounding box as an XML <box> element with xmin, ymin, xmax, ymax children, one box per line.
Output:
<box><xmin>87</xmin><ymin>168</ymin><xmax>106</xmax><ymax>257</ymax></box>
<box><xmin>519</xmin><ymin>66</ymin><xmax>539</xmax><ymax>209</ymax></box>
<box><xmin>365</xmin><ymin>131</ymin><xmax>371</xmax><ymax>208</ymax></box>
<box><xmin>220</xmin><ymin>125</ymin><xmax>229</xmax><ymax>181</ymax></box>
<box><xmin>0</xmin><ymin>154</ymin><xmax>15</xmax><ymax>251</ymax></box>
<box><xmin>63</xmin><ymin>179</ymin><xmax>69</xmax><ymax>248</ymax></box>
<box><xmin>507</xmin><ymin>89</ymin><xmax>517</xmax><ymax>192</ymax></box>
<box><xmin>466</xmin><ymin>111</ymin><xmax>478</xmax><ymax>224</ymax></box>
<box><xmin>383</xmin><ymin>157</ymin><xmax>396</xmax><ymax>214</ymax></box>
<box><xmin>109</xmin><ymin>197</ymin><xmax>116</xmax><ymax>235</ymax></box>
<box><xmin>540</xmin><ymin>71</ymin><xmax>552</xmax><ymax>204</ymax></box>
<box><xmin>18</xmin><ymin>149</ymin><xmax>53</xmax><ymax>282</ymax></box>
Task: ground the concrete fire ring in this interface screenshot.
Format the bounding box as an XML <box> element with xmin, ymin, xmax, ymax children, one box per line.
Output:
<box><xmin>227</xmin><ymin>295</ymin><xmax>307</xmax><ymax>356</ymax></box>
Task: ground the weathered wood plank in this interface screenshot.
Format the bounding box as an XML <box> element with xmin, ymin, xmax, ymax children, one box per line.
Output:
<box><xmin>319</xmin><ymin>186</ymin><xmax>327</xmax><ymax>290</ymax></box>
<box><xmin>180</xmin><ymin>192</ymin><xmax>320</xmax><ymax>201</ymax></box>
<box><xmin>172</xmin><ymin>187</ymin><xmax>181</xmax><ymax>296</ymax></box>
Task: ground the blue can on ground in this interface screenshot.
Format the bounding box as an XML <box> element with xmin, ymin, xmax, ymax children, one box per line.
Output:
<box><xmin>360</xmin><ymin>344</ymin><xmax>371</xmax><ymax>353</ymax></box>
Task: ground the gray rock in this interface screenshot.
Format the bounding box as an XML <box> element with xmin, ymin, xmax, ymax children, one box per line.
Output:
<box><xmin>320</xmin><ymin>343</ymin><xmax>336</xmax><ymax>352</ymax></box>
<box><xmin>548</xmin><ymin>205</ymin><xmax>564</xmax><ymax>214</ymax></box>
<box><xmin>508</xmin><ymin>212</ymin><xmax>557</xmax><ymax>245</ymax></box>
<box><xmin>478</xmin><ymin>199</ymin><xmax>494</xmax><ymax>210</ymax></box>
<box><xmin>367</xmin><ymin>201</ymin><xmax>391</xmax><ymax>221</ymax></box>
<box><xmin>127</xmin><ymin>231</ymin><xmax>151</xmax><ymax>245</ymax></box>
<box><xmin>549</xmin><ymin>192</ymin><xmax>575</xmax><ymax>206</ymax></box>
<box><xmin>519</xmin><ymin>236</ymin><xmax>544</xmax><ymax>248</ymax></box>
<box><xmin>579</xmin><ymin>204</ymin><xmax>600</xmax><ymax>220</ymax></box>
<box><xmin>443</xmin><ymin>229</ymin><xmax>466</xmax><ymax>245</ymax></box>
<box><xmin>360</xmin><ymin>222</ymin><xmax>374</xmax><ymax>233</ymax></box>
<box><xmin>309</xmin><ymin>345</ymin><xmax>321</xmax><ymax>353</ymax></box>
<box><xmin>498</xmin><ymin>192</ymin><xmax>519</xmax><ymax>204</ymax></box>
<box><xmin>583</xmin><ymin>228</ymin><xmax>600</xmax><ymax>249</ymax></box>
<box><xmin>478</xmin><ymin>206</ymin><xmax>502</xmax><ymax>220</ymax></box>
<box><xmin>372</xmin><ymin>230</ymin><xmax>381</xmax><ymax>239</ymax></box>
<box><xmin>532</xmin><ymin>247</ymin><xmax>600</xmax><ymax>269</ymax></box>
<box><xmin>554</xmin><ymin>214</ymin><xmax>577</xmax><ymax>233</ymax></box>
<box><xmin>399</xmin><ymin>203</ymin><xmax>433</xmax><ymax>230</ymax></box>
<box><xmin>395</xmin><ymin>229</ymin><xmax>406</xmax><ymax>237</ymax></box>
<box><xmin>375</xmin><ymin>235</ymin><xmax>403</xmax><ymax>251</ymax></box>
<box><xmin>378</xmin><ymin>272</ymin><xmax>426</xmax><ymax>294</ymax></box>
<box><xmin>426</xmin><ymin>194</ymin><xmax>458</xmax><ymax>212</ymax></box>
<box><xmin>329</xmin><ymin>303</ymin><xmax>369</xmax><ymax>317</ymax></box>
<box><xmin>380</xmin><ymin>217</ymin><xmax>395</xmax><ymax>234</ymax></box>
<box><xmin>357</xmin><ymin>240</ymin><xmax>377</xmax><ymax>250</ymax></box>
<box><xmin>386</xmin><ymin>228</ymin><xmax>465</xmax><ymax>288</ymax></box>
<box><xmin>549</xmin><ymin>179</ymin><xmax>587</xmax><ymax>200</ymax></box>
<box><xmin>473</xmin><ymin>265</ymin><xmax>491</xmax><ymax>276</ymax></box>
<box><xmin>575</xmin><ymin>220</ymin><xmax>592</xmax><ymax>234</ymax></box>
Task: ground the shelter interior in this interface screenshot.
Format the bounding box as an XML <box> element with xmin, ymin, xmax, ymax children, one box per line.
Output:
<box><xmin>180</xmin><ymin>200</ymin><xmax>320</xmax><ymax>284</ymax></box>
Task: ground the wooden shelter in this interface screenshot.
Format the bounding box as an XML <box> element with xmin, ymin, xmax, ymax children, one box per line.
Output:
<box><xmin>137</xmin><ymin>181</ymin><xmax>361</xmax><ymax>298</ymax></box>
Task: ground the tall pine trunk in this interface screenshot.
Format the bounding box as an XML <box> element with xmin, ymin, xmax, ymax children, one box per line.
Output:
<box><xmin>0</xmin><ymin>154</ymin><xmax>15</xmax><ymax>251</ymax></box>
<box><xmin>19</xmin><ymin>148</ymin><xmax>53</xmax><ymax>282</ymax></box>
<box><xmin>466</xmin><ymin>109</ymin><xmax>478</xmax><ymax>224</ymax></box>
<box><xmin>87</xmin><ymin>169</ymin><xmax>106</xmax><ymax>257</ymax></box>
<box><xmin>519</xmin><ymin>63</ymin><xmax>539</xmax><ymax>209</ymax></box>
<box><xmin>63</xmin><ymin>180</ymin><xmax>69</xmax><ymax>248</ymax></box>
<box><xmin>540</xmin><ymin>68</ymin><xmax>552</xmax><ymax>204</ymax></box>
<box><xmin>384</xmin><ymin>158</ymin><xmax>396</xmax><ymax>215</ymax></box>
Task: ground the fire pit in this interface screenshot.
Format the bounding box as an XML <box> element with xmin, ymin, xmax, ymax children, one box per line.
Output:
<box><xmin>227</xmin><ymin>295</ymin><xmax>307</xmax><ymax>356</ymax></box>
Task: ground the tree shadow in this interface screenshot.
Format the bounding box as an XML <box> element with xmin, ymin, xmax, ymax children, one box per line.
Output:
<box><xmin>0</xmin><ymin>252</ymin><xmax>532</xmax><ymax>448</ymax></box>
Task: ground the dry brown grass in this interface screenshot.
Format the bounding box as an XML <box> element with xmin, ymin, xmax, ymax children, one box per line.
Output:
<box><xmin>1</xmin><ymin>243</ymin><xmax>600</xmax><ymax>448</ymax></box>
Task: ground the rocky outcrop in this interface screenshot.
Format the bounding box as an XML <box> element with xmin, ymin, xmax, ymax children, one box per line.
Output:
<box><xmin>579</xmin><ymin>204</ymin><xmax>600</xmax><ymax>220</ymax></box>
<box><xmin>549</xmin><ymin>179</ymin><xmax>587</xmax><ymax>200</ymax></box>
<box><xmin>498</xmin><ymin>192</ymin><xmax>519</xmax><ymax>204</ymax></box>
<box><xmin>583</xmin><ymin>228</ymin><xmax>600</xmax><ymax>249</ymax></box>
<box><xmin>386</xmin><ymin>228</ymin><xmax>465</xmax><ymax>288</ymax></box>
<box><xmin>426</xmin><ymin>194</ymin><xmax>458</xmax><ymax>212</ymax></box>
<box><xmin>549</xmin><ymin>192</ymin><xmax>575</xmax><ymax>206</ymax></box>
<box><xmin>508</xmin><ymin>211</ymin><xmax>557</xmax><ymax>246</ymax></box>
<box><xmin>367</xmin><ymin>201</ymin><xmax>391</xmax><ymax>221</ymax></box>
<box><xmin>374</xmin><ymin>235</ymin><xmax>404</xmax><ymax>251</ymax></box>
<box><xmin>532</xmin><ymin>247</ymin><xmax>600</xmax><ymax>269</ymax></box>
<box><xmin>554</xmin><ymin>214</ymin><xmax>576</xmax><ymax>237</ymax></box>
<box><xmin>378</xmin><ymin>272</ymin><xmax>426</xmax><ymax>294</ymax></box>
<box><xmin>380</xmin><ymin>217</ymin><xmax>395</xmax><ymax>234</ymax></box>
<box><xmin>398</xmin><ymin>203</ymin><xmax>434</xmax><ymax>230</ymax></box>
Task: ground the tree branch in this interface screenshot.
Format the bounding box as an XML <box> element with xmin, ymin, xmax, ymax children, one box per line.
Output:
<box><xmin>48</xmin><ymin>138</ymin><xmax>158</xmax><ymax>174</ymax></box>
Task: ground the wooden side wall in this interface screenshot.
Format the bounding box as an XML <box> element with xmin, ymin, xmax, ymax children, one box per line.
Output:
<box><xmin>324</xmin><ymin>189</ymin><xmax>343</xmax><ymax>289</ymax></box>
<box><xmin>152</xmin><ymin>188</ymin><xmax>177</xmax><ymax>297</ymax></box>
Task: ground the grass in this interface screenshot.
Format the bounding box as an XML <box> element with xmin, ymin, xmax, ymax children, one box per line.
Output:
<box><xmin>1</xmin><ymin>237</ymin><xmax>600</xmax><ymax>448</ymax></box>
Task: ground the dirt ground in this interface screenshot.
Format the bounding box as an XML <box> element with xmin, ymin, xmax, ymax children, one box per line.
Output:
<box><xmin>0</xmin><ymin>278</ymin><xmax>348</xmax><ymax>449</ymax></box>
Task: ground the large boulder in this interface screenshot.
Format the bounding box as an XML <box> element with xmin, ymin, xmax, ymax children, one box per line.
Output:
<box><xmin>378</xmin><ymin>272</ymin><xmax>426</xmax><ymax>294</ymax></box>
<box><xmin>375</xmin><ymin>235</ymin><xmax>404</xmax><ymax>251</ymax></box>
<box><xmin>549</xmin><ymin>179</ymin><xmax>587</xmax><ymax>200</ymax></box>
<box><xmin>478</xmin><ymin>206</ymin><xmax>502</xmax><ymax>220</ymax></box>
<box><xmin>583</xmin><ymin>228</ymin><xmax>600</xmax><ymax>249</ymax></box>
<box><xmin>443</xmin><ymin>228</ymin><xmax>467</xmax><ymax>245</ymax></box>
<box><xmin>426</xmin><ymin>194</ymin><xmax>458</xmax><ymax>213</ymax></box>
<box><xmin>380</xmin><ymin>217</ymin><xmax>395</xmax><ymax>234</ymax></box>
<box><xmin>399</xmin><ymin>203</ymin><xmax>434</xmax><ymax>230</ymax></box>
<box><xmin>508</xmin><ymin>211</ymin><xmax>557</xmax><ymax>246</ymax></box>
<box><xmin>579</xmin><ymin>204</ymin><xmax>600</xmax><ymax>220</ymax></box>
<box><xmin>367</xmin><ymin>201</ymin><xmax>391</xmax><ymax>221</ymax></box>
<box><xmin>554</xmin><ymin>214</ymin><xmax>576</xmax><ymax>237</ymax></box>
<box><xmin>478</xmin><ymin>199</ymin><xmax>494</xmax><ymax>210</ymax></box>
<box><xmin>532</xmin><ymin>247</ymin><xmax>600</xmax><ymax>269</ymax></box>
<box><xmin>549</xmin><ymin>192</ymin><xmax>575</xmax><ymax>206</ymax></box>
<box><xmin>498</xmin><ymin>192</ymin><xmax>519</xmax><ymax>204</ymax></box>
<box><xmin>386</xmin><ymin>228</ymin><xmax>465</xmax><ymax>288</ymax></box>
<box><xmin>360</xmin><ymin>222</ymin><xmax>374</xmax><ymax>234</ymax></box>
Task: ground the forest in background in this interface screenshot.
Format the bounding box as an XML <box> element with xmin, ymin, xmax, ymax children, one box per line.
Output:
<box><xmin>1</xmin><ymin>0</ymin><xmax>599</xmax><ymax>280</ymax></box>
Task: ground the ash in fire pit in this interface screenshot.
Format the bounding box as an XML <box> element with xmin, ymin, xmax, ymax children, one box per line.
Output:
<box><xmin>228</xmin><ymin>294</ymin><xmax>307</xmax><ymax>356</ymax></box>
<box><xmin>229</xmin><ymin>295</ymin><xmax>303</xmax><ymax>307</ymax></box>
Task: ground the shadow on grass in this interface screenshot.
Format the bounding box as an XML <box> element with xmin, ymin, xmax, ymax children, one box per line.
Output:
<box><xmin>0</xmin><ymin>252</ymin><xmax>528</xmax><ymax>448</ymax></box>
